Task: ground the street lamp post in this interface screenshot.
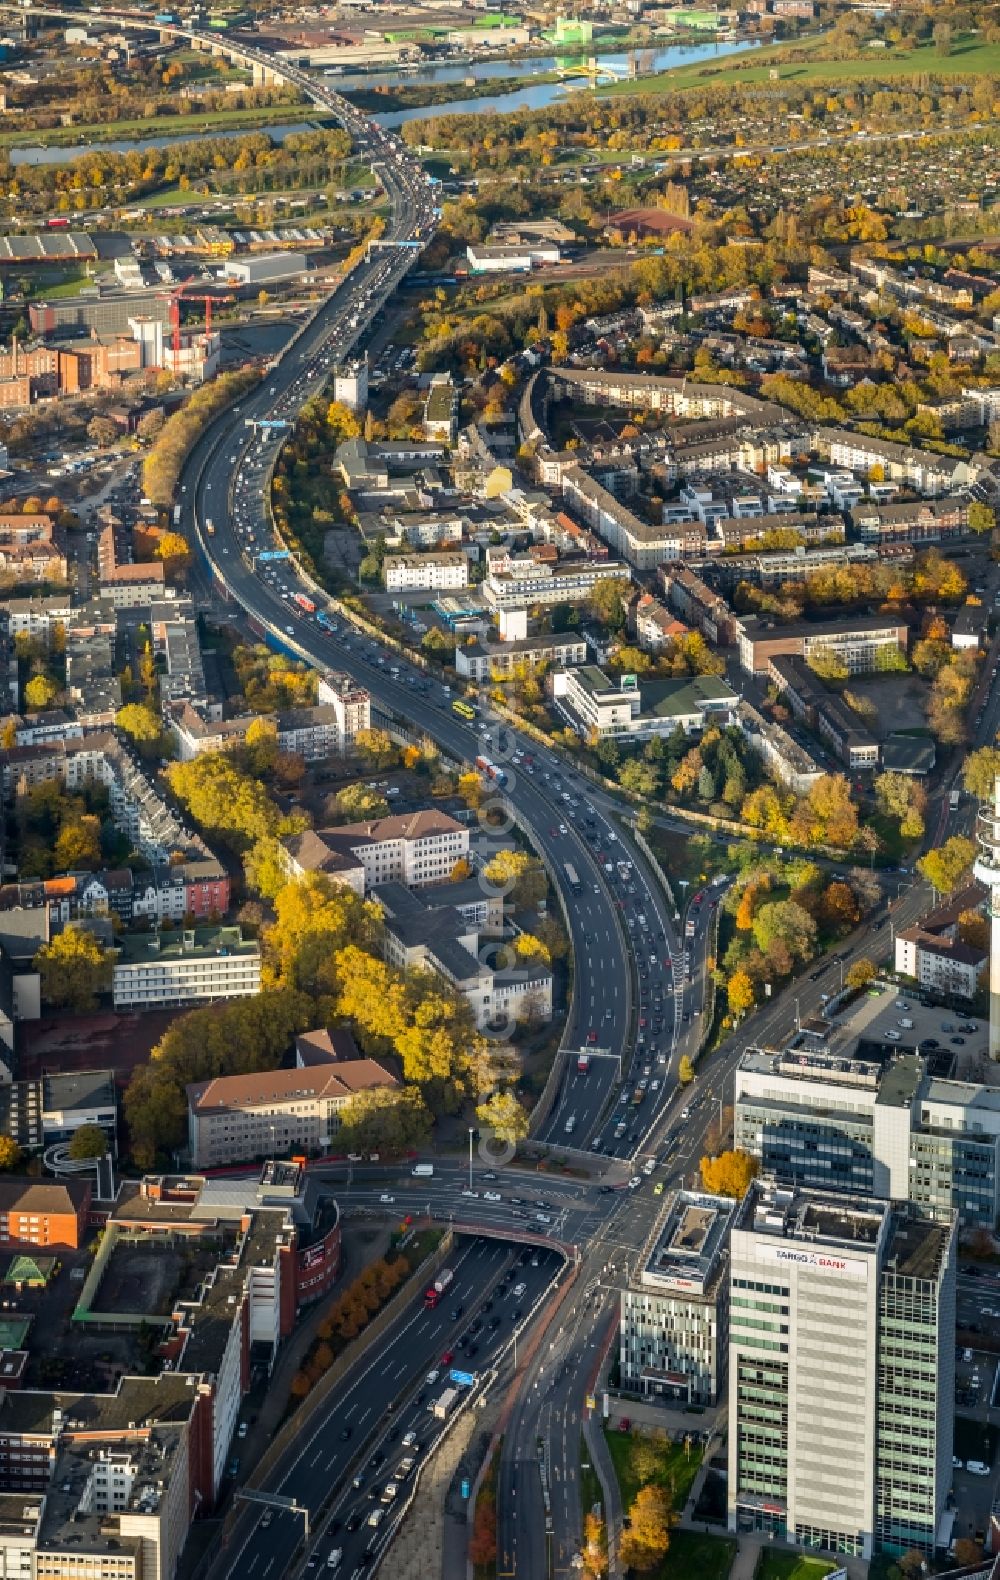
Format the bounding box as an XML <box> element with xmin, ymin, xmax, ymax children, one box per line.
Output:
<box><xmin>468</xmin><ymin>1127</ymin><xmax>474</xmax><ymax>1192</ymax></box>
<box><xmin>794</xmin><ymin>997</ymin><xmax>800</xmax><ymax>1031</ymax></box>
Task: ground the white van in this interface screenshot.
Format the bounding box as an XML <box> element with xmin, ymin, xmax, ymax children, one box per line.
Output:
<box><xmin>412</xmin><ymin>1164</ymin><xmax>434</xmax><ymax>1177</ymax></box>
<box><xmin>326</xmin><ymin>1552</ymin><xmax>342</xmax><ymax>1570</ymax></box>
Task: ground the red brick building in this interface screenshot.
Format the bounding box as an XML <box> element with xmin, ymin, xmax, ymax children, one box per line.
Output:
<box><xmin>0</xmin><ymin>1179</ymin><xmax>91</xmax><ymax>1250</ymax></box>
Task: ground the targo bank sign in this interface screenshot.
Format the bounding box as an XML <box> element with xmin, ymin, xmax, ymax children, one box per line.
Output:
<box><xmin>757</xmin><ymin>1243</ymin><xmax>870</xmax><ymax>1281</ymax></box>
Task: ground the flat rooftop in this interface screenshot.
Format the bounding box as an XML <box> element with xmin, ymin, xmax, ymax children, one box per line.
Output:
<box><xmin>639</xmin><ymin>1190</ymin><xmax>735</xmax><ymax>1295</ymax></box>
<box><xmin>887</xmin><ymin>1210</ymin><xmax>953</xmax><ymax>1284</ymax></box>
<box><xmin>743</xmin><ymin>1180</ymin><xmax>887</xmax><ymax>1248</ymax></box>
<box><xmin>823</xmin><ymin>982</ymin><xmax>989</xmax><ymax>1070</ymax></box>
<box><xmin>115</xmin><ymin>925</ymin><xmax>258</xmax><ymax>966</ymax></box>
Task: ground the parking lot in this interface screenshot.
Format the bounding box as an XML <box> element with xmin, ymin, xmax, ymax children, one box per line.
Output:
<box><xmin>825</xmin><ymin>986</ymin><xmax>989</xmax><ymax>1066</ymax></box>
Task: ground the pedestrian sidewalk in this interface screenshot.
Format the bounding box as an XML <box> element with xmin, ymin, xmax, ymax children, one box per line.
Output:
<box><xmin>583</xmin><ymin>1410</ymin><xmax>623</xmax><ymax>1575</ymax></box>
<box><xmin>387</xmin><ymin>1402</ymin><xmax>486</xmax><ymax>1580</ymax></box>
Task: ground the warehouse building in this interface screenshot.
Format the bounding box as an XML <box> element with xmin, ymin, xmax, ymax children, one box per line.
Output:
<box><xmin>220</xmin><ymin>252</ymin><xmax>313</xmax><ymax>287</ymax></box>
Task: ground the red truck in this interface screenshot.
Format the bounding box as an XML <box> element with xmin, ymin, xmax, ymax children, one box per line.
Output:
<box><xmin>424</xmin><ymin>1267</ymin><xmax>454</xmax><ymax>1308</ymax></box>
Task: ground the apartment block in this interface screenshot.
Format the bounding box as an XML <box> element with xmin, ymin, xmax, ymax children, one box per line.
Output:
<box><xmin>112</xmin><ymin>925</ymin><xmax>261</xmax><ymax>1011</ymax></box>
<box><xmin>620</xmin><ymin>1190</ymin><xmax>735</xmax><ymax>1406</ymax></box>
<box><xmin>728</xmin><ymin>1180</ymin><xmax>955</xmax><ymax>1559</ymax></box>
<box><xmin>1</xmin><ymin>732</ymin><xmax>214</xmax><ymax>869</ymax></box>
<box><xmin>455</xmin><ymin>631</ymin><xmax>587</xmax><ymax>682</ymax></box>
<box><xmin>383</xmin><ymin>551</ymin><xmax>469</xmax><ymax>592</ymax></box>
<box><xmin>852</xmin><ymin>496</ymin><xmax>969</xmax><ymax>545</ymax></box>
<box><xmin>96</xmin><ymin>514</ymin><xmax>167</xmax><ymax>608</ymax></box>
<box><xmin>740</xmin><ymin>703</ymin><xmax>825</xmax><ymax>795</ymax></box>
<box><xmin>0</xmin><ymin>514</ymin><xmax>67</xmax><ymax>584</ymax></box>
<box><xmin>658</xmin><ymin>565</ymin><xmax>737</xmax><ymax>646</ymax></box>
<box><xmin>895</xmin><ymin>892</ymin><xmax>987</xmax><ymax>999</ymax></box>
<box><xmin>482</xmin><ymin>556</ymin><xmax>631</xmax><ymax>612</ymax></box>
<box><xmin>814</xmin><ymin>427</ymin><xmax>978</xmax><ymax>495</ymax></box>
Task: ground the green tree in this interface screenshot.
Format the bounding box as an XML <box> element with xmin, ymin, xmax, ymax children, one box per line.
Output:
<box><xmin>333</xmin><ymin>783</ymin><xmax>390</xmax><ymax>822</ymax></box>
<box><xmin>266</xmin><ymin>874</ymin><xmax>374</xmax><ymax>996</ymax></box>
<box><xmin>244</xmin><ymin>716</ymin><xmax>279</xmax><ymax>775</ymax></box>
<box><xmin>166</xmin><ymin>753</ymin><xmax>280</xmax><ymax>848</ymax></box>
<box><xmin>34</xmin><ymin>926</ymin><xmax>112</xmax><ymax>1011</ymax></box>
<box><xmin>53</xmin><ymin>816</ymin><xmax>102</xmax><ymax>872</ymax></box>
<box><xmin>68</xmin><ymin>1124</ymin><xmax>108</xmax><ymax>1161</ymax></box>
<box><xmin>353</xmin><ymin>728</ymin><xmax>399</xmax><ymax>771</ymax></box>
<box><xmin>752</xmin><ymin>899</ymin><xmax>817</xmax><ymax>962</ymax></box>
<box><xmin>618</xmin><ymin>760</ymin><xmax>659</xmax><ymax>798</ymax></box>
<box><xmin>727</xmin><ymin>969</ymin><xmax>755</xmax><ymax>1019</ymax></box>
<box><xmin>476</xmin><ymin>1089</ymin><xmax>529</xmax><ymax>1145</ymax></box>
<box><xmin>917</xmin><ymin>835</ymin><xmax>976</xmax><ymax>896</ymax></box>
<box><xmin>154</xmin><ymin>531</ymin><xmax>191</xmax><ymax>578</ymax></box>
<box><xmin>619</xmin><ymin>1485</ymin><xmax>673</xmax><ymax>1573</ymax></box>
<box><xmin>587</xmin><ymin>578</ymin><xmax>627</xmax><ymax>631</ymax></box>
<box><xmin>806</xmin><ymin>648</ymin><xmax>848</xmax><ymax>684</ymax></box>
<box><xmin>338</xmin><ymin>1086</ymin><xmax>432</xmax><ymax>1154</ymax></box>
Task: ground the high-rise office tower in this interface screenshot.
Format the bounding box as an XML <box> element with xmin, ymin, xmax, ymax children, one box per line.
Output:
<box><xmin>973</xmin><ymin>775</ymin><xmax>1000</xmax><ymax>1059</ymax></box>
<box><xmin>728</xmin><ymin>1180</ymin><xmax>955</xmax><ymax>1561</ymax></box>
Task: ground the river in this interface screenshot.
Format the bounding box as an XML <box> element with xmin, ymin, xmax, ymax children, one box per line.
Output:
<box><xmin>9</xmin><ymin>36</ymin><xmax>757</xmax><ymax>164</ymax></box>
<box><xmin>368</xmin><ymin>37</ymin><xmax>759</xmax><ymax>128</ymax></box>
<box><xmin>9</xmin><ymin>121</ymin><xmax>316</xmax><ymax>168</ymax></box>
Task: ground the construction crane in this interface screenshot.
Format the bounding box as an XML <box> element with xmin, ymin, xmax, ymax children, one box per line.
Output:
<box><xmin>167</xmin><ymin>285</ymin><xmax>232</xmax><ymax>355</ymax></box>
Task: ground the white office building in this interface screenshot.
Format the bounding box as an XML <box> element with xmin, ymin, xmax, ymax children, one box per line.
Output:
<box><xmin>620</xmin><ymin>1190</ymin><xmax>735</xmax><ymax>1406</ymax></box>
<box><xmin>728</xmin><ymin>1180</ymin><xmax>955</xmax><ymax>1559</ymax></box>
<box><xmin>113</xmin><ymin>926</ymin><xmax>261</xmax><ymax>1010</ymax></box>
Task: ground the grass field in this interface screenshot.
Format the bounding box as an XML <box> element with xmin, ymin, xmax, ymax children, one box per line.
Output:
<box><xmin>659</xmin><ymin>1530</ymin><xmax>736</xmax><ymax>1580</ymax></box>
<box><xmin>603</xmin><ymin>30</ymin><xmax>1000</xmax><ymax>94</ymax></box>
<box><xmin>755</xmin><ymin>1554</ymin><xmax>837</xmax><ymax>1580</ymax></box>
<box><xmin>603</xmin><ymin>1424</ymin><xmax>703</xmax><ymax>1511</ymax></box>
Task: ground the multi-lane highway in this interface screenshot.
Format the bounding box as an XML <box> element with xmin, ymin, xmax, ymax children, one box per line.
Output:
<box><xmin>171</xmin><ymin>77</ymin><xmax>689</xmax><ymax>1163</ymax></box>
<box><xmin>212</xmin><ymin>1236</ymin><xmax>564</xmax><ymax>1580</ymax></box>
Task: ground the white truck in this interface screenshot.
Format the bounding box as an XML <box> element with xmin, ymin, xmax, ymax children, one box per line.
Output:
<box><xmin>431</xmin><ymin>1387</ymin><xmax>459</xmax><ymax>1420</ymax></box>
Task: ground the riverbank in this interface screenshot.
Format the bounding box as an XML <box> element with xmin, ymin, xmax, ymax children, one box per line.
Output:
<box><xmin>0</xmin><ymin>103</ymin><xmax>323</xmax><ymax>156</ymax></box>
<box><xmin>600</xmin><ymin>27</ymin><xmax>1000</xmax><ymax>94</ymax></box>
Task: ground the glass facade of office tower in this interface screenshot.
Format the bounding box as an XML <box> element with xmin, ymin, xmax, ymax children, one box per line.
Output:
<box><xmin>735</xmin><ymin>1104</ymin><xmax>876</xmax><ymax>1196</ymax></box>
<box><xmin>729</xmin><ymin>1184</ymin><xmax>955</xmax><ymax>1562</ymax></box>
<box><xmin>876</xmin><ymin>1224</ymin><xmax>956</xmax><ymax>1554</ymax></box>
<box><xmin>908</xmin><ymin>1129</ymin><xmax>998</xmax><ymax>1225</ymax></box>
